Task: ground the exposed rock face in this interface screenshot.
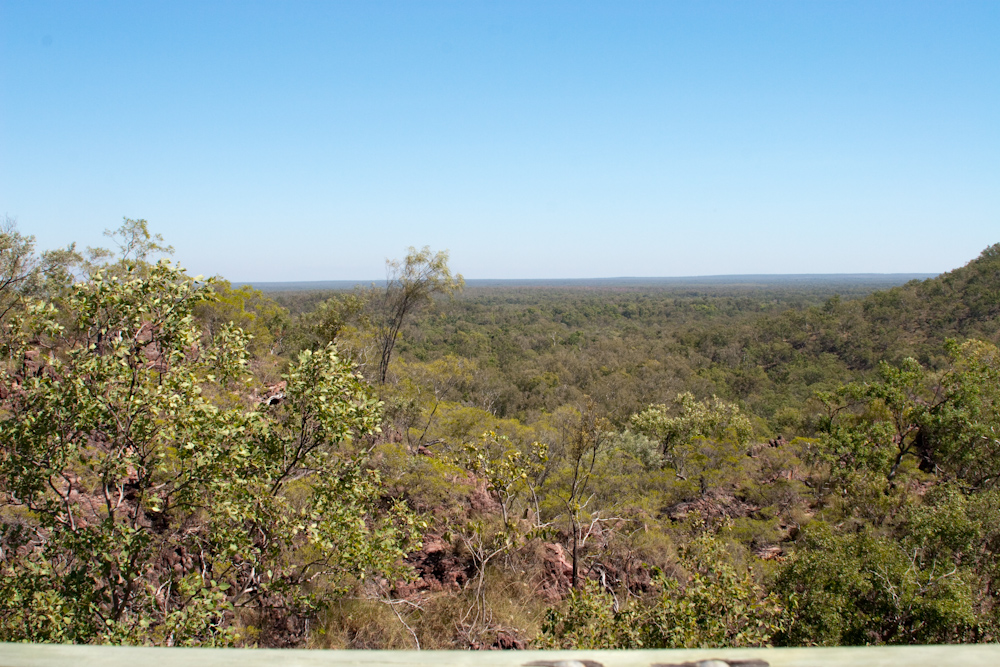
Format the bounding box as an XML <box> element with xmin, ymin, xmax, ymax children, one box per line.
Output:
<box><xmin>470</xmin><ymin>629</ymin><xmax>527</xmax><ymax>650</ymax></box>
<box><xmin>394</xmin><ymin>534</ymin><xmax>472</xmax><ymax>596</ymax></box>
<box><xmin>22</xmin><ymin>349</ymin><xmax>41</xmax><ymax>375</ymax></box>
<box><xmin>539</xmin><ymin>542</ymin><xmax>574</xmax><ymax>601</ymax></box>
<box><xmin>490</xmin><ymin>629</ymin><xmax>526</xmax><ymax>650</ymax></box>
<box><xmin>260</xmin><ymin>380</ymin><xmax>287</xmax><ymax>406</ymax></box>
<box><xmin>467</xmin><ymin>474</ymin><xmax>501</xmax><ymax>513</ymax></box>
<box><xmin>754</xmin><ymin>545</ymin><xmax>783</xmax><ymax>560</ymax></box>
<box><xmin>665</xmin><ymin>490</ymin><xmax>760</xmax><ymax>522</ymax></box>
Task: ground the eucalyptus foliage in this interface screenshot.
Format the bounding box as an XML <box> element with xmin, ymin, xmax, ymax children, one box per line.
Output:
<box><xmin>0</xmin><ymin>261</ymin><xmax>420</xmax><ymax>645</ymax></box>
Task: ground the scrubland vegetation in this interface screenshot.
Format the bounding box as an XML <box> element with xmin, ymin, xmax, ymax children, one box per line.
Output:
<box><xmin>2</xmin><ymin>218</ymin><xmax>1000</xmax><ymax>649</ymax></box>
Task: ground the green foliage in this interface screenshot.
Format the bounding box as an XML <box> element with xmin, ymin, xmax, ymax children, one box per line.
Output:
<box><xmin>294</xmin><ymin>292</ymin><xmax>367</xmax><ymax>351</ymax></box>
<box><xmin>0</xmin><ymin>260</ymin><xmax>419</xmax><ymax>645</ymax></box>
<box><xmin>816</xmin><ymin>357</ymin><xmax>931</xmax><ymax>483</ymax></box>
<box><xmin>460</xmin><ymin>431</ymin><xmax>548</xmax><ymax>526</ymax></box>
<box><xmin>195</xmin><ymin>280</ymin><xmax>290</xmax><ymax>359</ymax></box>
<box><xmin>922</xmin><ymin>339</ymin><xmax>1000</xmax><ymax>489</ymax></box>
<box><xmin>373</xmin><ymin>441</ymin><xmax>472</xmax><ymax>519</ymax></box>
<box><xmin>632</xmin><ymin>392</ymin><xmax>753</xmax><ymax>469</ymax></box>
<box><xmin>453</xmin><ymin>431</ymin><xmax>549</xmax><ymax>637</ymax></box>
<box><xmin>536</xmin><ymin>533</ymin><xmax>786</xmax><ymax>649</ymax></box>
<box><xmin>367</xmin><ymin>246</ymin><xmax>463</xmax><ymax>384</ymax></box>
<box><xmin>606</xmin><ymin>429</ymin><xmax>663</xmax><ymax>470</ymax></box>
<box><xmin>7</xmin><ymin>223</ymin><xmax>1000</xmax><ymax>648</ymax></box>
<box><xmin>0</xmin><ymin>217</ymin><xmax>41</xmax><ymax>331</ymax></box>
<box><xmin>100</xmin><ymin>218</ymin><xmax>173</xmax><ymax>265</ymax></box>
<box><xmin>816</xmin><ymin>340</ymin><xmax>1000</xmax><ymax>491</ymax></box>
<box><xmin>534</xmin><ymin>579</ymin><xmax>637</xmax><ymax>649</ymax></box>
<box><xmin>775</xmin><ymin>514</ymin><xmax>987</xmax><ymax>646</ymax></box>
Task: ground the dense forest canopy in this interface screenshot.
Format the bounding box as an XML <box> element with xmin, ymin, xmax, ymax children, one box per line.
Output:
<box><xmin>2</xmin><ymin>219</ymin><xmax>1000</xmax><ymax>648</ymax></box>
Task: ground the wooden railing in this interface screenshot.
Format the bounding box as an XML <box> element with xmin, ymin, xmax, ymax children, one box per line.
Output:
<box><xmin>1</xmin><ymin>644</ymin><xmax>998</xmax><ymax>667</ymax></box>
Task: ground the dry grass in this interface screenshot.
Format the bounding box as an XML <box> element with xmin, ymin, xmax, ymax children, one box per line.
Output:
<box><xmin>311</xmin><ymin>567</ymin><xmax>551</xmax><ymax>650</ymax></box>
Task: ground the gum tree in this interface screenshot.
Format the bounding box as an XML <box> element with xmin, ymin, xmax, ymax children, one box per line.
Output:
<box><xmin>368</xmin><ymin>246</ymin><xmax>463</xmax><ymax>384</ymax></box>
<box><xmin>0</xmin><ymin>260</ymin><xmax>420</xmax><ymax>645</ymax></box>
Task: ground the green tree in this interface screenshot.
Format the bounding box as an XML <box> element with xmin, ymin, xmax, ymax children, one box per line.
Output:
<box><xmin>368</xmin><ymin>246</ymin><xmax>463</xmax><ymax>384</ymax></box>
<box><xmin>452</xmin><ymin>431</ymin><xmax>547</xmax><ymax>644</ymax></box>
<box><xmin>816</xmin><ymin>340</ymin><xmax>1000</xmax><ymax>490</ymax></box>
<box><xmin>631</xmin><ymin>392</ymin><xmax>753</xmax><ymax>470</ymax></box>
<box><xmin>536</xmin><ymin>532</ymin><xmax>785</xmax><ymax>649</ymax></box>
<box><xmin>194</xmin><ymin>280</ymin><xmax>291</xmax><ymax>359</ymax></box>
<box><xmin>295</xmin><ymin>292</ymin><xmax>367</xmax><ymax>351</ymax></box>
<box><xmin>816</xmin><ymin>357</ymin><xmax>932</xmax><ymax>485</ymax></box>
<box><xmin>775</xmin><ymin>517</ymin><xmax>985</xmax><ymax>646</ymax></box>
<box><xmin>0</xmin><ymin>217</ymin><xmax>82</xmax><ymax>334</ymax></box>
<box><xmin>100</xmin><ymin>217</ymin><xmax>173</xmax><ymax>265</ymax></box>
<box><xmin>922</xmin><ymin>339</ymin><xmax>1000</xmax><ymax>489</ymax></box>
<box><xmin>0</xmin><ymin>260</ymin><xmax>420</xmax><ymax>645</ymax></box>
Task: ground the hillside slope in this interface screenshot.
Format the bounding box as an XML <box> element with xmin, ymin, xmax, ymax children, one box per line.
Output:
<box><xmin>685</xmin><ymin>243</ymin><xmax>1000</xmax><ymax>422</ymax></box>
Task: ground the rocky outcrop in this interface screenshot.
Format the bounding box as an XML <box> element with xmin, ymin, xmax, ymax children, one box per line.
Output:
<box><xmin>394</xmin><ymin>534</ymin><xmax>473</xmax><ymax>596</ymax></box>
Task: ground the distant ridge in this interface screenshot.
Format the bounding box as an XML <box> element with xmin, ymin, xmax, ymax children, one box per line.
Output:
<box><xmin>244</xmin><ymin>274</ymin><xmax>936</xmax><ymax>292</ymax></box>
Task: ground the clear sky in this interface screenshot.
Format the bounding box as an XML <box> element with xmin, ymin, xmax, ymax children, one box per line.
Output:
<box><xmin>1</xmin><ymin>1</ymin><xmax>998</xmax><ymax>281</ymax></box>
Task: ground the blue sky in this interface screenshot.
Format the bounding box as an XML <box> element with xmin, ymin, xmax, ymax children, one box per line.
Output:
<box><xmin>2</xmin><ymin>1</ymin><xmax>998</xmax><ymax>280</ymax></box>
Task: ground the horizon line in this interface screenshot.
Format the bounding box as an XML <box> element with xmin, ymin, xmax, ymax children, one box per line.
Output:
<box><xmin>239</xmin><ymin>272</ymin><xmax>938</xmax><ymax>292</ymax></box>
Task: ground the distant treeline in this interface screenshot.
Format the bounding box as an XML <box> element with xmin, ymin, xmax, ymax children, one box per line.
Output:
<box><xmin>3</xmin><ymin>220</ymin><xmax>1000</xmax><ymax>649</ymax></box>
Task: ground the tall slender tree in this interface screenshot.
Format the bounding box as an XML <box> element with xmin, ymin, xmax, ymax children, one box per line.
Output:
<box><xmin>369</xmin><ymin>246</ymin><xmax>462</xmax><ymax>384</ymax></box>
